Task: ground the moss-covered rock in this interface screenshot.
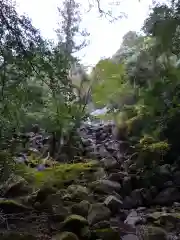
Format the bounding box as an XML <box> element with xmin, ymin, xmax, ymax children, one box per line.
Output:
<box><xmin>137</xmin><ymin>225</ymin><xmax>167</xmax><ymax>240</ymax></box>
<box><xmin>92</xmin><ymin>221</ymin><xmax>110</xmax><ymax>230</ymax></box>
<box><xmin>35</xmin><ymin>191</ymin><xmax>69</xmax><ymax>221</ymax></box>
<box><xmin>71</xmin><ymin>200</ymin><xmax>90</xmax><ymax>217</ymax></box>
<box><xmin>92</xmin><ymin>228</ymin><xmax>120</xmax><ymax>240</ymax></box>
<box><xmin>0</xmin><ymin>199</ymin><xmax>32</xmax><ymax>213</ymax></box>
<box><xmin>52</xmin><ymin>232</ymin><xmax>79</xmax><ymax>240</ymax></box>
<box><xmin>0</xmin><ymin>175</ymin><xmax>31</xmax><ymax>197</ymax></box>
<box><xmin>35</xmin><ymin>185</ymin><xmax>57</xmax><ymax>203</ymax></box>
<box><xmin>91</xmin><ymin>180</ymin><xmax>121</xmax><ymax>194</ymax></box>
<box><xmin>104</xmin><ymin>195</ymin><xmax>123</xmax><ymax>213</ymax></box>
<box><xmin>67</xmin><ymin>185</ymin><xmax>90</xmax><ymax>201</ymax></box>
<box><xmin>80</xmin><ymin>226</ymin><xmax>91</xmax><ymax>239</ymax></box>
<box><xmin>153</xmin><ymin>187</ymin><xmax>180</xmax><ymax>205</ymax></box>
<box><xmin>62</xmin><ymin>214</ymin><xmax>88</xmax><ymax>236</ymax></box>
<box><xmin>147</xmin><ymin>211</ymin><xmax>180</xmax><ymax>230</ymax></box>
<box><xmin>16</xmin><ymin>161</ymin><xmax>97</xmax><ymax>188</ymax></box>
<box><xmin>137</xmin><ymin>139</ymin><xmax>169</xmax><ymax>168</ymax></box>
<box><xmin>88</xmin><ymin>203</ymin><xmax>111</xmax><ymax>225</ymax></box>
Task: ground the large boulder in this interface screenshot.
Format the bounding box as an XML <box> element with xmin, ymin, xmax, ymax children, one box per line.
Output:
<box><xmin>146</xmin><ymin>211</ymin><xmax>180</xmax><ymax>227</ymax></box>
<box><xmin>122</xmin><ymin>176</ymin><xmax>132</xmax><ymax>195</ymax></box>
<box><xmin>67</xmin><ymin>185</ymin><xmax>90</xmax><ymax>201</ymax></box>
<box><xmin>35</xmin><ymin>185</ymin><xmax>57</xmax><ymax>203</ymax></box>
<box><xmin>159</xmin><ymin>164</ymin><xmax>171</xmax><ymax>176</ymax></box>
<box><xmin>91</xmin><ymin>180</ymin><xmax>121</xmax><ymax>194</ymax></box>
<box><xmin>124</xmin><ymin>210</ymin><xmax>144</xmax><ymax>226</ymax></box>
<box><xmin>61</xmin><ymin>215</ymin><xmax>88</xmax><ymax>236</ymax></box>
<box><xmin>100</xmin><ymin>158</ymin><xmax>119</xmax><ymax>171</ymax></box>
<box><xmin>137</xmin><ymin>226</ymin><xmax>167</xmax><ymax>240</ymax></box>
<box><xmin>122</xmin><ymin>196</ymin><xmax>135</xmax><ymax>210</ymax></box>
<box><xmin>71</xmin><ymin>200</ymin><xmax>90</xmax><ymax>217</ymax></box>
<box><xmin>108</xmin><ymin>171</ymin><xmax>128</xmax><ymax>183</ymax></box>
<box><xmin>38</xmin><ymin>192</ymin><xmax>69</xmax><ymax>221</ymax></box>
<box><xmin>88</xmin><ymin>203</ymin><xmax>111</xmax><ymax>225</ymax></box>
<box><xmin>0</xmin><ymin>175</ymin><xmax>31</xmax><ymax>198</ymax></box>
<box><xmin>124</xmin><ymin>188</ymin><xmax>152</xmax><ymax>208</ymax></box>
<box><xmin>104</xmin><ymin>195</ymin><xmax>123</xmax><ymax>213</ymax></box>
<box><xmin>0</xmin><ymin>199</ymin><xmax>32</xmax><ymax>213</ymax></box>
<box><xmin>129</xmin><ymin>189</ymin><xmax>144</xmax><ymax>207</ymax></box>
<box><xmin>173</xmin><ymin>171</ymin><xmax>180</xmax><ymax>186</ymax></box>
<box><xmin>153</xmin><ymin>187</ymin><xmax>180</xmax><ymax>205</ymax></box>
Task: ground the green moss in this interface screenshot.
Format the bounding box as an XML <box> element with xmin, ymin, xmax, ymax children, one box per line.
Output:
<box><xmin>142</xmin><ymin>141</ymin><xmax>169</xmax><ymax>153</ymax></box>
<box><xmin>67</xmin><ymin>185</ymin><xmax>89</xmax><ymax>201</ymax></box>
<box><xmin>63</xmin><ymin>214</ymin><xmax>88</xmax><ymax>225</ymax></box>
<box><xmin>136</xmin><ymin>139</ymin><xmax>170</xmax><ymax>168</ymax></box>
<box><xmin>140</xmin><ymin>225</ymin><xmax>167</xmax><ymax>240</ymax></box>
<box><xmin>0</xmin><ymin>199</ymin><xmax>32</xmax><ymax>213</ymax></box>
<box><xmin>62</xmin><ymin>214</ymin><xmax>88</xmax><ymax>235</ymax></box>
<box><xmin>93</xmin><ymin>228</ymin><xmax>120</xmax><ymax>240</ymax></box>
<box><xmin>148</xmin><ymin>211</ymin><xmax>180</xmax><ymax>221</ymax></box>
<box><xmin>15</xmin><ymin>161</ymin><xmax>97</xmax><ymax>188</ymax></box>
<box><xmin>52</xmin><ymin>232</ymin><xmax>79</xmax><ymax>240</ymax></box>
<box><xmin>140</xmin><ymin>135</ymin><xmax>156</xmax><ymax>145</ymax></box>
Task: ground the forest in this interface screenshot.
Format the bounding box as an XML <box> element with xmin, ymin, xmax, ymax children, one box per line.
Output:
<box><xmin>0</xmin><ymin>0</ymin><xmax>180</xmax><ymax>239</ymax></box>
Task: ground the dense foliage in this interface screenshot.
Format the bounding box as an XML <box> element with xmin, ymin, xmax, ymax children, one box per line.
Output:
<box><xmin>0</xmin><ymin>0</ymin><xmax>91</xmax><ymax>168</ymax></box>
<box><xmin>91</xmin><ymin>0</ymin><xmax>180</xmax><ymax>167</ymax></box>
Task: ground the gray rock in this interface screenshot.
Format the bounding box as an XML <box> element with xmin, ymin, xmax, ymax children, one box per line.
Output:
<box><xmin>154</xmin><ymin>187</ymin><xmax>180</xmax><ymax>205</ymax></box>
<box><xmin>71</xmin><ymin>200</ymin><xmax>90</xmax><ymax>217</ymax></box>
<box><xmin>119</xmin><ymin>141</ymin><xmax>129</xmax><ymax>152</ymax></box>
<box><xmin>122</xmin><ymin>196</ymin><xmax>134</xmax><ymax>209</ymax></box>
<box><xmin>122</xmin><ymin>234</ymin><xmax>139</xmax><ymax>240</ymax></box>
<box><xmin>67</xmin><ymin>185</ymin><xmax>90</xmax><ymax>201</ymax></box>
<box><xmin>104</xmin><ymin>195</ymin><xmax>123</xmax><ymax>212</ymax></box>
<box><xmin>92</xmin><ymin>180</ymin><xmax>121</xmax><ymax>194</ymax></box>
<box><xmin>100</xmin><ymin>158</ymin><xmax>119</xmax><ymax>170</ymax></box>
<box><xmin>140</xmin><ymin>188</ymin><xmax>153</xmax><ymax>205</ymax></box>
<box><xmin>173</xmin><ymin>202</ymin><xmax>180</xmax><ymax>207</ymax></box>
<box><xmin>124</xmin><ymin>210</ymin><xmax>144</xmax><ymax>226</ymax></box>
<box><xmin>122</xmin><ymin>176</ymin><xmax>132</xmax><ymax>195</ymax></box>
<box><xmin>92</xmin><ymin>220</ymin><xmax>110</xmax><ymax>229</ymax></box>
<box><xmin>0</xmin><ymin>175</ymin><xmax>31</xmax><ymax>198</ymax></box>
<box><xmin>130</xmin><ymin>189</ymin><xmax>144</xmax><ymax>207</ymax></box>
<box><xmin>173</xmin><ymin>171</ymin><xmax>180</xmax><ymax>185</ymax></box>
<box><xmin>163</xmin><ymin>181</ymin><xmax>173</xmax><ymax>188</ymax></box>
<box><xmin>108</xmin><ymin>172</ymin><xmax>128</xmax><ymax>182</ymax></box>
<box><xmin>137</xmin><ymin>226</ymin><xmax>168</xmax><ymax>240</ymax></box>
<box><xmin>88</xmin><ymin>203</ymin><xmax>111</xmax><ymax>225</ymax></box>
<box><xmin>98</xmin><ymin>145</ymin><xmax>110</xmax><ymax>158</ymax></box>
<box><xmin>105</xmin><ymin>140</ymin><xmax>120</xmax><ymax>151</ymax></box>
<box><xmin>159</xmin><ymin>164</ymin><xmax>171</xmax><ymax>176</ymax></box>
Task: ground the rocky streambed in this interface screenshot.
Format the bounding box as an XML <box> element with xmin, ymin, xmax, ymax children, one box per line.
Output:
<box><xmin>1</xmin><ymin>121</ymin><xmax>180</xmax><ymax>239</ymax></box>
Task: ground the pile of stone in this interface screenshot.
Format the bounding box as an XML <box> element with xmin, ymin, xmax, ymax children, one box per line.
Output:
<box><xmin>79</xmin><ymin>121</ymin><xmax>130</xmax><ymax>162</ymax></box>
<box><xmin>14</xmin><ymin>121</ymin><xmax>130</xmax><ymax>168</ymax></box>
<box><xmin>3</xmin><ymin>153</ymin><xmax>180</xmax><ymax>239</ymax></box>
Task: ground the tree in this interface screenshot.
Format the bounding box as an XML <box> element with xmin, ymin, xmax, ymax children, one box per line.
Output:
<box><xmin>0</xmin><ymin>0</ymin><xmax>90</xmax><ymax>163</ymax></box>
<box><xmin>143</xmin><ymin>1</ymin><xmax>180</xmax><ymax>56</ymax></box>
<box><xmin>0</xmin><ymin>0</ymin><xmax>44</xmax><ymax>143</ymax></box>
<box><xmin>91</xmin><ymin>58</ymin><xmax>135</xmax><ymax>109</ymax></box>
<box><xmin>56</xmin><ymin>0</ymin><xmax>89</xmax><ymax>62</ymax></box>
